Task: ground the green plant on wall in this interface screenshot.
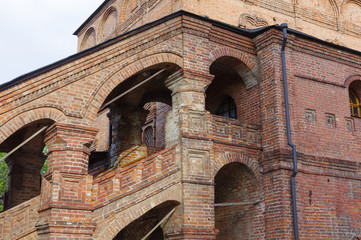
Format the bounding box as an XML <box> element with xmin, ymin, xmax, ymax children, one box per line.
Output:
<box><xmin>0</xmin><ymin>153</ymin><xmax>9</xmax><ymax>212</ymax></box>
<box><xmin>40</xmin><ymin>146</ymin><xmax>48</xmax><ymax>175</ymax></box>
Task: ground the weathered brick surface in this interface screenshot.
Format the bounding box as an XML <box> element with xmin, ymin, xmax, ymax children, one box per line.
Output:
<box><xmin>0</xmin><ymin>8</ymin><xmax>361</xmax><ymax>240</ymax></box>
<box><xmin>76</xmin><ymin>0</ymin><xmax>361</xmax><ymax>53</ymax></box>
<box><xmin>0</xmin><ymin>196</ymin><xmax>40</xmax><ymax>240</ymax></box>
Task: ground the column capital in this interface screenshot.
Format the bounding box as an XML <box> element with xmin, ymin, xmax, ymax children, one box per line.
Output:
<box><xmin>45</xmin><ymin>123</ymin><xmax>98</xmax><ymax>154</ymax></box>
<box><xmin>165</xmin><ymin>68</ymin><xmax>214</xmax><ymax>94</ymax></box>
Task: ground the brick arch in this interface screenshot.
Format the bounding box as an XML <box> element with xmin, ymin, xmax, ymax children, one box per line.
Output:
<box><xmin>328</xmin><ymin>0</ymin><xmax>340</xmax><ymax>17</ymax></box>
<box><xmin>0</xmin><ymin>107</ymin><xmax>66</xmax><ymax>144</ymax></box>
<box><xmin>344</xmin><ymin>74</ymin><xmax>361</xmax><ymax>88</ymax></box>
<box><xmin>83</xmin><ymin>52</ymin><xmax>183</xmax><ymax>123</ymax></box>
<box><xmin>340</xmin><ymin>0</ymin><xmax>361</xmax><ymax>25</ymax></box>
<box><xmin>120</xmin><ymin>0</ymin><xmax>136</xmax><ymax>22</ymax></box>
<box><xmin>209</xmin><ymin>47</ymin><xmax>259</xmax><ymax>89</ymax></box>
<box><xmin>341</xmin><ymin>0</ymin><xmax>361</xmax><ymax>11</ymax></box>
<box><xmin>80</xmin><ymin>27</ymin><xmax>97</xmax><ymax>51</ymax></box>
<box><xmin>100</xmin><ymin>6</ymin><xmax>118</xmax><ymax>41</ymax></box>
<box><xmin>94</xmin><ymin>187</ymin><xmax>181</xmax><ymax>240</ymax></box>
<box><xmin>213</xmin><ymin>152</ymin><xmax>260</xmax><ymax>180</ymax></box>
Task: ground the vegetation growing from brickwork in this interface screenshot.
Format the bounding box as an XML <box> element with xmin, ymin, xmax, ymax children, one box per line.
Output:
<box><xmin>0</xmin><ymin>153</ymin><xmax>9</xmax><ymax>212</ymax></box>
<box><xmin>41</xmin><ymin>146</ymin><xmax>48</xmax><ymax>175</ymax></box>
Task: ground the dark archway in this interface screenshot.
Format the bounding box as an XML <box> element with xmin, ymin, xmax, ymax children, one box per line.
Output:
<box><xmin>94</xmin><ymin>64</ymin><xmax>178</xmax><ymax>169</ymax></box>
<box><xmin>113</xmin><ymin>201</ymin><xmax>178</xmax><ymax>240</ymax></box>
<box><xmin>215</xmin><ymin>162</ymin><xmax>263</xmax><ymax>239</ymax></box>
<box><xmin>0</xmin><ymin>119</ymin><xmax>54</xmax><ymax>210</ymax></box>
<box><xmin>206</xmin><ymin>56</ymin><xmax>261</xmax><ymax>125</ymax></box>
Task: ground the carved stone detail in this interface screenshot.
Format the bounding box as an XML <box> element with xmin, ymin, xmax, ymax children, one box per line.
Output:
<box><xmin>345</xmin><ymin>118</ymin><xmax>354</xmax><ymax>132</ymax></box>
<box><xmin>186</xmin><ymin>150</ymin><xmax>210</xmax><ymax>177</ymax></box>
<box><xmin>305</xmin><ymin>109</ymin><xmax>316</xmax><ymax>123</ymax></box>
<box><xmin>325</xmin><ymin>113</ymin><xmax>336</xmax><ymax>128</ymax></box>
<box><xmin>239</xmin><ymin>13</ymin><xmax>269</xmax><ymax>29</ymax></box>
<box><xmin>216</xmin><ymin>123</ymin><xmax>227</xmax><ymax>136</ymax></box>
<box><xmin>189</xmin><ymin>111</ymin><xmax>207</xmax><ymax>132</ymax></box>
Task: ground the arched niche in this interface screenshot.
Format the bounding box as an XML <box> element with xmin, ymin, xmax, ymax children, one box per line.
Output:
<box><xmin>101</xmin><ymin>7</ymin><xmax>118</xmax><ymax>41</ymax></box>
<box><xmin>341</xmin><ymin>1</ymin><xmax>361</xmax><ymax>25</ymax></box>
<box><xmin>297</xmin><ymin>0</ymin><xmax>338</xmax><ymax>18</ymax></box>
<box><xmin>80</xmin><ymin>27</ymin><xmax>96</xmax><ymax>51</ymax></box>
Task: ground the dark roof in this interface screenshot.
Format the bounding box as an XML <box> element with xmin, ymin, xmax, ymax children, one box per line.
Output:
<box><xmin>1</xmin><ymin>10</ymin><xmax>360</xmax><ymax>92</ymax></box>
<box><xmin>73</xmin><ymin>0</ymin><xmax>109</xmax><ymax>35</ymax></box>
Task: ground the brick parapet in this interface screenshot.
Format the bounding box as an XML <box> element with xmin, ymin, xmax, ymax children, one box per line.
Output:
<box><xmin>0</xmin><ymin>196</ymin><xmax>40</xmax><ymax>240</ymax></box>
<box><xmin>91</xmin><ymin>144</ymin><xmax>179</xmax><ymax>208</ymax></box>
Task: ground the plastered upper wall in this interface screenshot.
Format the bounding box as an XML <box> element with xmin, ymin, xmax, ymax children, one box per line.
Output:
<box><xmin>76</xmin><ymin>0</ymin><xmax>361</xmax><ymax>52</ymax></box>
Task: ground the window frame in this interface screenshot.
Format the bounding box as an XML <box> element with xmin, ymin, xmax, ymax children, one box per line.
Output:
<box><xmin>216</xmin><ymin>96</ymin><xmax>237</xmax><ymax>120</ymax></box>
<box><xmin>143</xmin><ymin>126</ymin><xmax>154</xmax><ymax>147</ymax></box>
<box><xmin>349</xmin><ymin>89</ymin><xmax>361</xmax><ymax>118</ymax></box>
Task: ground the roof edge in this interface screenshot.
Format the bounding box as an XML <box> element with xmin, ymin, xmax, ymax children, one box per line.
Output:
<box><xmin>73</xmin><ymin>0</ymin><xmax>111</xmax><ymax>35</ymax></box>
<box><xmin>1</xmin><ymin>10</ymin><xmax>360</xmax><ymax>92</ymax></box>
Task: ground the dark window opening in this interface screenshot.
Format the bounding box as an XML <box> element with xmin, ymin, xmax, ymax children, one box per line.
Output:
<box><xmin>216</xmin><ymin>97</ymin><xmax>237</xmax><ymax>119</ymax></box>
<box><xmin>144</xmin><ymin>126</ymin><xmax>154</xmax><ymax>147</ymax></box>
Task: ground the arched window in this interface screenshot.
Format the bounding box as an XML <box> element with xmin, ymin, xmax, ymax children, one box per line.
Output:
<box><xmin>144</xmin><ymin>126</ymin><xmax>154</xmax><ymax>147</ymax></box>
<box><xmin>216</xmin><ymin>97</ymin><xmax>237</xmax><ymax>119</ymax></box>
<box><xmin>349</xmin><ymin>89</ymin><xmax>361</xmax><ymax>117</ymax></box>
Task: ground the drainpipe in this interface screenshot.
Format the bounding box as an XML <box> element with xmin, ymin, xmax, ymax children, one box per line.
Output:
<box><xmin>280</xmin><ymin>23</ymin><xmax>299</xmax><ymax>240</ymax></box>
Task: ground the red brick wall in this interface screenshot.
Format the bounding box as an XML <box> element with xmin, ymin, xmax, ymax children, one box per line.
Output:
<box><xmin>215</xmin><ymin>162</ymin><xmax>264</xmax><ymax>239</ymax></box>
<box><xmin>155</xmin><ymin>102</ymin><xmax>172</xmax><ymax>148</ymax></box>
<box><xmin>1</xmin><ymin>13</ymin><xmax>361</xmax><ymax>240</ymax></box>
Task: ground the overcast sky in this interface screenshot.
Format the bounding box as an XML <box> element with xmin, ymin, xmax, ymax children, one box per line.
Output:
<box><xmin>0</xmin><ymin>0</ymin><xmax>104</xmax><ymax>85</ymax></box>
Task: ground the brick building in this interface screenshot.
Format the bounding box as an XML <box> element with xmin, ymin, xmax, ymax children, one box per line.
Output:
<box><xmin>0</xmin><ymin>0</ymin><xmax>361</xmax><ymax>239</ymax></box>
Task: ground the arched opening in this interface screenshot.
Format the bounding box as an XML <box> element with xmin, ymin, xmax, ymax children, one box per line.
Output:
<box><xmin>206</xmin><ymin>56</ymin><xmax>260</xmax><ymax>124</ymax></box>
<box><xmin>113</xmin><ymin>201</ymin><xmax>179</xmax><ymax>240</ymax></box>
<box><xmin>214</xmin><ymin>162</ymin><xmax>263</xmax><ymax>239</ymax></box>
<box><xmin>349</xmin><ymin>80</ymin><xmax>361</xmax><ymax>117</ymax></box>
<box><xmin>143</xmin><ymin>126</ymin><xmax>154</xmax><ymax>147</ymax></box>
<box><xmin>216</xmin><ymin>96</ymin><xmax>237</xmax><ymax>119</ymax></box>
<box><xmin>88</xmin><ymin>64</ymin><xmax>178</xmax><ymax>172</ymax></box>
<box><xmin>0</xmin><ymin>119</ymin><xmax>53</xmax><ymax>210</ymax></box>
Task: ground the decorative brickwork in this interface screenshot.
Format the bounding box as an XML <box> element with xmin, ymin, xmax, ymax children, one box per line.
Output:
<box><xmin>1</xmin><ymin>5</ymin><xmax>361</xmax><ymax>240</ymax></box>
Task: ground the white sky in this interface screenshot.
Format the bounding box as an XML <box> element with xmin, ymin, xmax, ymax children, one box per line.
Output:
<box><xmin>0</xmin><ymin>0</ymin><xmax>104</xmax><ymax>85</ymax></box>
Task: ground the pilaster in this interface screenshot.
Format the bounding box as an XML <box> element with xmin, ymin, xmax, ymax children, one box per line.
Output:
<box><xmin>36</xmin><ymin>123</ymin><xmax>98</xmax><ymax>239</ymax></box>
<box><xmin>164</xmin><ymin>68</ymin><xmax>213</xmax><ymax>147</ymax></box>
<box><xmin>164</xmin><ymin>69</ymin><xmax>217</xmax><ymax>239</ymax></box>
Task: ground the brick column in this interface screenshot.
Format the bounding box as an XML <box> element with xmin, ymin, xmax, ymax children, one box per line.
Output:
<box><xmin>164</xmin><ymin>69</ymin><xmax>217</xmax><ymax>239</ymax></box>
<box><xmin>164</xmin><ymin>69</ymin><xmax>213</xmax><ymax>146</ymax></box>
<box><xmin>36</xmin><ymin>123</ymin><xmax>98</xmax><ymax>239</ymax></box>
